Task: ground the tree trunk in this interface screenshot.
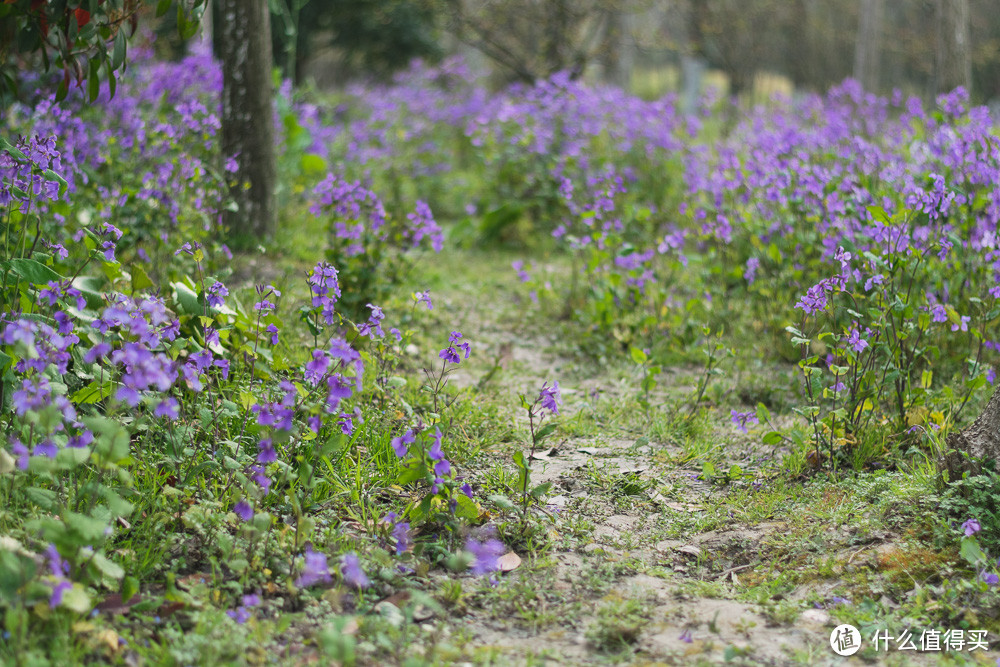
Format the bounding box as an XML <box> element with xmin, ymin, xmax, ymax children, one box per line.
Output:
<box><xmin>854</xmin><ymin>0</ymin><xmax>883</xmax><ymax>92</ymax></box>
<box><xmin>944</xmin><ymin>384</ymin><xmax>1000</xmax><ymax>479</ymax></box>
<box><xmin>934</xmin><ymin>0</ymin><xmax>972</xmax><ymax>94</ymax></box>
<box><xmin>218</xmin><ymin>0</ymin><xmax>276</xmax><ymax>246</ymax></box>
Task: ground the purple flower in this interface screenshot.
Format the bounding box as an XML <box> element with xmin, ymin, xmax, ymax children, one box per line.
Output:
<box><xmin>340</xmin><ymin>552</ymin><xmax>370</xmax><ymax>589</ymax></box>
<box><xmin>154</xmin><ymin>398</ymin><xmax>179</xmax><ymax>420</ymax></box>
<box><xmin>45</xmin><ymin>545</ymin><xmax>72</xmax><ymax>609</ymax></box>
<box><xmin>49</xmin><ymin>580</ymin><xmax>73</xmax><ymax>609</ymax></box>
<box><xmin>206</xmin><ymin>281</ymin><xmax>228</xmax><ymax>308</ymax></box>
<box><xmin>465</xmin><ymin>537</ymin><xmax>505</xmax><ymax>576</ymax></box>
<box><xmin>296</xmin><ymin>546</ymin><xmax>332</xmax><ymax>588</ymax></box>
<box><xmin>439</xmin><ymin>331</ymin><xmax>471</xmax><ymax>364</ymax></box>
<box><xmin>257</xmin><ymin>438</ymin><xmax>278</xmax><ymax>464</ymax></box>
<box><xmin>428</xmin><ymin>428</ymin><xmax>444</xmax><ymax>460</ymax></box>
<box><xmin>846</xmin><ymin>327</ymin><xmax>868</xmax><ymax>353</ymax></box>
<box><xmin>233</xmin><ymin>501</ymin><xmax>254</xmax><ymax>522</ymax></box>
<box><xmin>227</xmin><ymin>607</ymin><xmax>251</xmax><ymax>624</ymax></box>
<box><xmin>34</xmin><ymin>440</ymin><xmax>58</xmax><ymax>458</ymax></box>
<box><xmin>391</xmin><ymin>429</ymin><xmax>415</xmax><ymax>458</ymax></box>
<box><xmin>10</xmin><ymin>439</ymin><xmax>28</xmax><ymax>470</ymax></box>
<box><xmin>981</xmin><ymin>571</ymin><xmax>999</xmax><ymax>586</ymax></box>
<box><xmin>963</xmin><ymin>518</ymin><xmax>982</xmax><ymax>537</ymax></box>
<box><xmin>439</xmin><ymin>346</ymin><xmax>460</xmax><ymax>364</ymax></box>
<box><xmin>730</xmin><ymin>410</ymin><xmax>759</xmax><ymax>434</ymax></box>
<box><xmin>390</xmin><ymin>520</ymin><xmax>413</xmax><ymax>555</ymax></box>
<box><xmin>679</xmin><ymin>629</ymin><xmax>693</xmax><ymax>644</ymax></box>
<box><xmin>357</xmin><ymin>303</ymin><xmax>385</xmax><ymax>338</ymax></box>
<box><xmin>538</xmin><ymin>381</ymin><xmax>561</xmax><ymax>415</ymax></box>
<box><xmin>414</xmin><ymin>291</ymin><xmax>433</xmax><ymax>310</ymax></box>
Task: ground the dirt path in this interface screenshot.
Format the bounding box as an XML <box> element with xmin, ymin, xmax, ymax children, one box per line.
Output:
<box><xmin>408</xmin><ymin>254</ymin><xmax>980</xmax><ymax>666</ymax></box>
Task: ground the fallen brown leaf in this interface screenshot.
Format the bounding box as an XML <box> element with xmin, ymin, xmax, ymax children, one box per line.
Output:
<box><xmin>497</xmin><ymin>551</ymin><xmax>522</xmax><ymax>572</ymax></box>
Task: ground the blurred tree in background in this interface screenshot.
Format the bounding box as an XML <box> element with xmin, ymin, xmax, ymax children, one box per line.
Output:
<box><xmin>266</xmin><ymin>0</ymin><xmax>441</xmax><ymax>84</ymax></box>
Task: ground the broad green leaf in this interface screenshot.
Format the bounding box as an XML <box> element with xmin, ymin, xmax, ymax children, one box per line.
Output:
<box><xmin>172</xmin><ymin>282</ymin><xmax>202</xmax><ymax>315</ymax></box>
<box><xmin>59</xmin><ymin>584</ymin><xmax>92</xmax><ymax>613</ymax></box>
<box><xmin>488</xmin><ymin>494</ymin><xmax>517</xmax><ymax>512</ymax></box>
<box><xmin>7</xmin><ymin>258</ymin><xmax>62</xmax><ymax>286</ymax></box>
<box><xmin>91</xmin><ymin>552</ymin><xmax>124</xmax><ymax>581</ymax></box>
<box><xmin>453</xmin><ymin>494</ymin><xmax>479</xmax><ymax>520</ymax></box>
<box><xmin>629</xmin><ymin>346</ymin><xmax>647</xmax><ymax>364</ymax></box>
<box><xmin>130</xmin><ymin>264</ymin><xmax>154</xmax><ymax>291</ymax></box>
<box><xmin>25</xmin><ymin>486</ymin><xmax>57</xmax><ymax>510</ymax></box>
<box><xmin>960</xmin><ymin>536</ymin><xmax>985</xmax><ymax>566</ymax></box>
<box><xmin>71</xmin><ymin>380</ymin><xmax>114</xmax><ymax>404</ymax></box>
<box><xmin>530</xmin><ymin>481</ymin><xmax>553</xmax><ymax>499</ymax></box>
<box><xmin>64</xmin><ymin>511</ymin><xmax>109</xmax><ymax>542</ymax></box>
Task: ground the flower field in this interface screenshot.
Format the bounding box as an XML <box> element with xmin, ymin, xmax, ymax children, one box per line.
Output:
<box><xmin>3</xmin><ymin>39</ymin><xmax>1000</xmax><ymax>664</ymax></box>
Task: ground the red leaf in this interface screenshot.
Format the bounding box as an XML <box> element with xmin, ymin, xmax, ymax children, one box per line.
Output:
<box><xmin>74</xmin><ymin>9</ymin><xmax>90</xmax><ymax>28</ymax></box>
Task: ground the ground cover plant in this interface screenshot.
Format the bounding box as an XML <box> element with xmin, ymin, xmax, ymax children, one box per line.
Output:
<box><xmin>4</xmin><ymin>32</ymin><xmax>1000</xmax><ymax>665</ymax></box>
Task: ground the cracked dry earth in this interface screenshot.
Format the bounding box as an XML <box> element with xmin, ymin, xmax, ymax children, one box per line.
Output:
<box><xmin>409</xmin><ymin>258</ymin><xmax>983</xmax><ymax>666</ymax></box>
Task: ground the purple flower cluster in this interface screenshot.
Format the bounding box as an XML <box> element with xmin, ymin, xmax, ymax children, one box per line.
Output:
<box><xmin>439</xmin><ymin>331</ymin><xmax>471</xmax><ymax>365</ymax></box>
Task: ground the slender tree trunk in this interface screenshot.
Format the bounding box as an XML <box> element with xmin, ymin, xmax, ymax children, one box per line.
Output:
<box><xmin>218</xmin><ymin>0</ymin><xmax>276</xmax><ymax>245</ymax></box>
<box><xmin>198</xmin><ymin>0</ymin><xmax>212</xmax><ymax>48</ymax></box>
<box><xmin>854</xmin><ymin>0</ymin><xmax>883</xmax><ymax>92</ymax></box>
<box><xmin>934</xmin><ymin>0</ymin><xmax>972</xmax><ymax>94</ymax></box>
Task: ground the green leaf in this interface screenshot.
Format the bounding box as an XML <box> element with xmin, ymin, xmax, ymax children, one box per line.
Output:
<box><xmin>6</xmin><ymin>258</ymin><xmax>62</xmax><ymax>286</ymax></box>
<box><xmin>453</xmin><ymin>494</ymin><xmax>479</xmax><ymax>520</ymax></box>
<box><xmin>42</xmin><ymin>169</ymin><xmax>68</xmax><ymax>196</ymax></box>
<box><xmin>530</xmin><ymin>481</ymin><xmax>553</xmax><ymax>500</ymax></box>
<box><xmin>629</xmin><ymin>346</ymin><xmax>648</xmax><ymax>364</ymax></box>
<box><xmin>59</xmin><ymin>584</ymin><xmax>92</xmax><ymax>613</ymax></box>
<box><xmin>88</xmin><ymin>58</ymin><xmax>100</xmax><ymax>102</ymax></box>
<box><xmin>156</xmin><ymin>0</ymin><xmax>172</xmax><ymax>17</ymax></box>
<box><xmin>91</xmin><ymin>552</ymin><xmax>124</xmax><ymax>581</ymax></box>
<box><xmin>512</xmin><ymin>451</ymin><xmax>527</xmax><ymax>470</ymax></box>
<box><xmin>300</xmin><ymin>153</ymin><xmax>327</xmax><ymax>175</ymax></box>
<box><xmin>25</xmin><ymin>486</ymin><xmax>58</xmax><ymax>511</ymax></box>
<box><xmin>534</xmin><ymin>423</ymin><xmax>557</xmax><ymax>443</ymax></box>
<box><xmin>960</xmin><ymin>536</ymin><xmax>985</xmax><ymax>566</ymax></box>
<box><xmin>488</xmin><ymin>494</ymin><xmax>517</xmax><ymax>512</ymax></box>
<box><xmin>0</xmin><ymin>136</ymin><xmax>29</xmax><ymax>162</ymax></box>
<box><xmin>111</xmin><ymin>29</ymin><xmax>127</xmax><ymax>70</ymax></box>
<box><xmin>72</xmin><ymin>275</ymin><xmax>104</xmax><ymax>309</ymax></box>
<box><xmin>130</xmin><ymin>264</ymin><xmax>154</xmax><ymax>291</ymax></box>
<box><xmin>755</xmin><ymin>403</ymin><xmax>771</xmax><ymax>424</ymax></box>
<box><xmin>64</xmin><ymin>511</ymin><xmax>110</xmax><ymax>543</ymax></box>
<box><xmin>762</xmin><ymin>431</ymin><xmax>784</xmax><ymax>446</ymax></box>
<box><xmin>171</xmin><ymin>282</ymin><xmax>202</xmax><ymax>315</ymax></box>
<box><xmin>396</xmin><ymin>461</ymin><xmax>427</xmax><ymax>485</ymax></box>
<box><xmin>121</xmin><ymin>576</ymin><xmax>139</xmax><ymax>603</ymax></box>
<box><xmin>71</xmin><ymin>380</ymin><xmax>115</xmax><ymax>405</ymax></box>
<box><xmin>0</xmin><ymin>350</ymin><xmax>10</xmax><ymax>372</ymax></box>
